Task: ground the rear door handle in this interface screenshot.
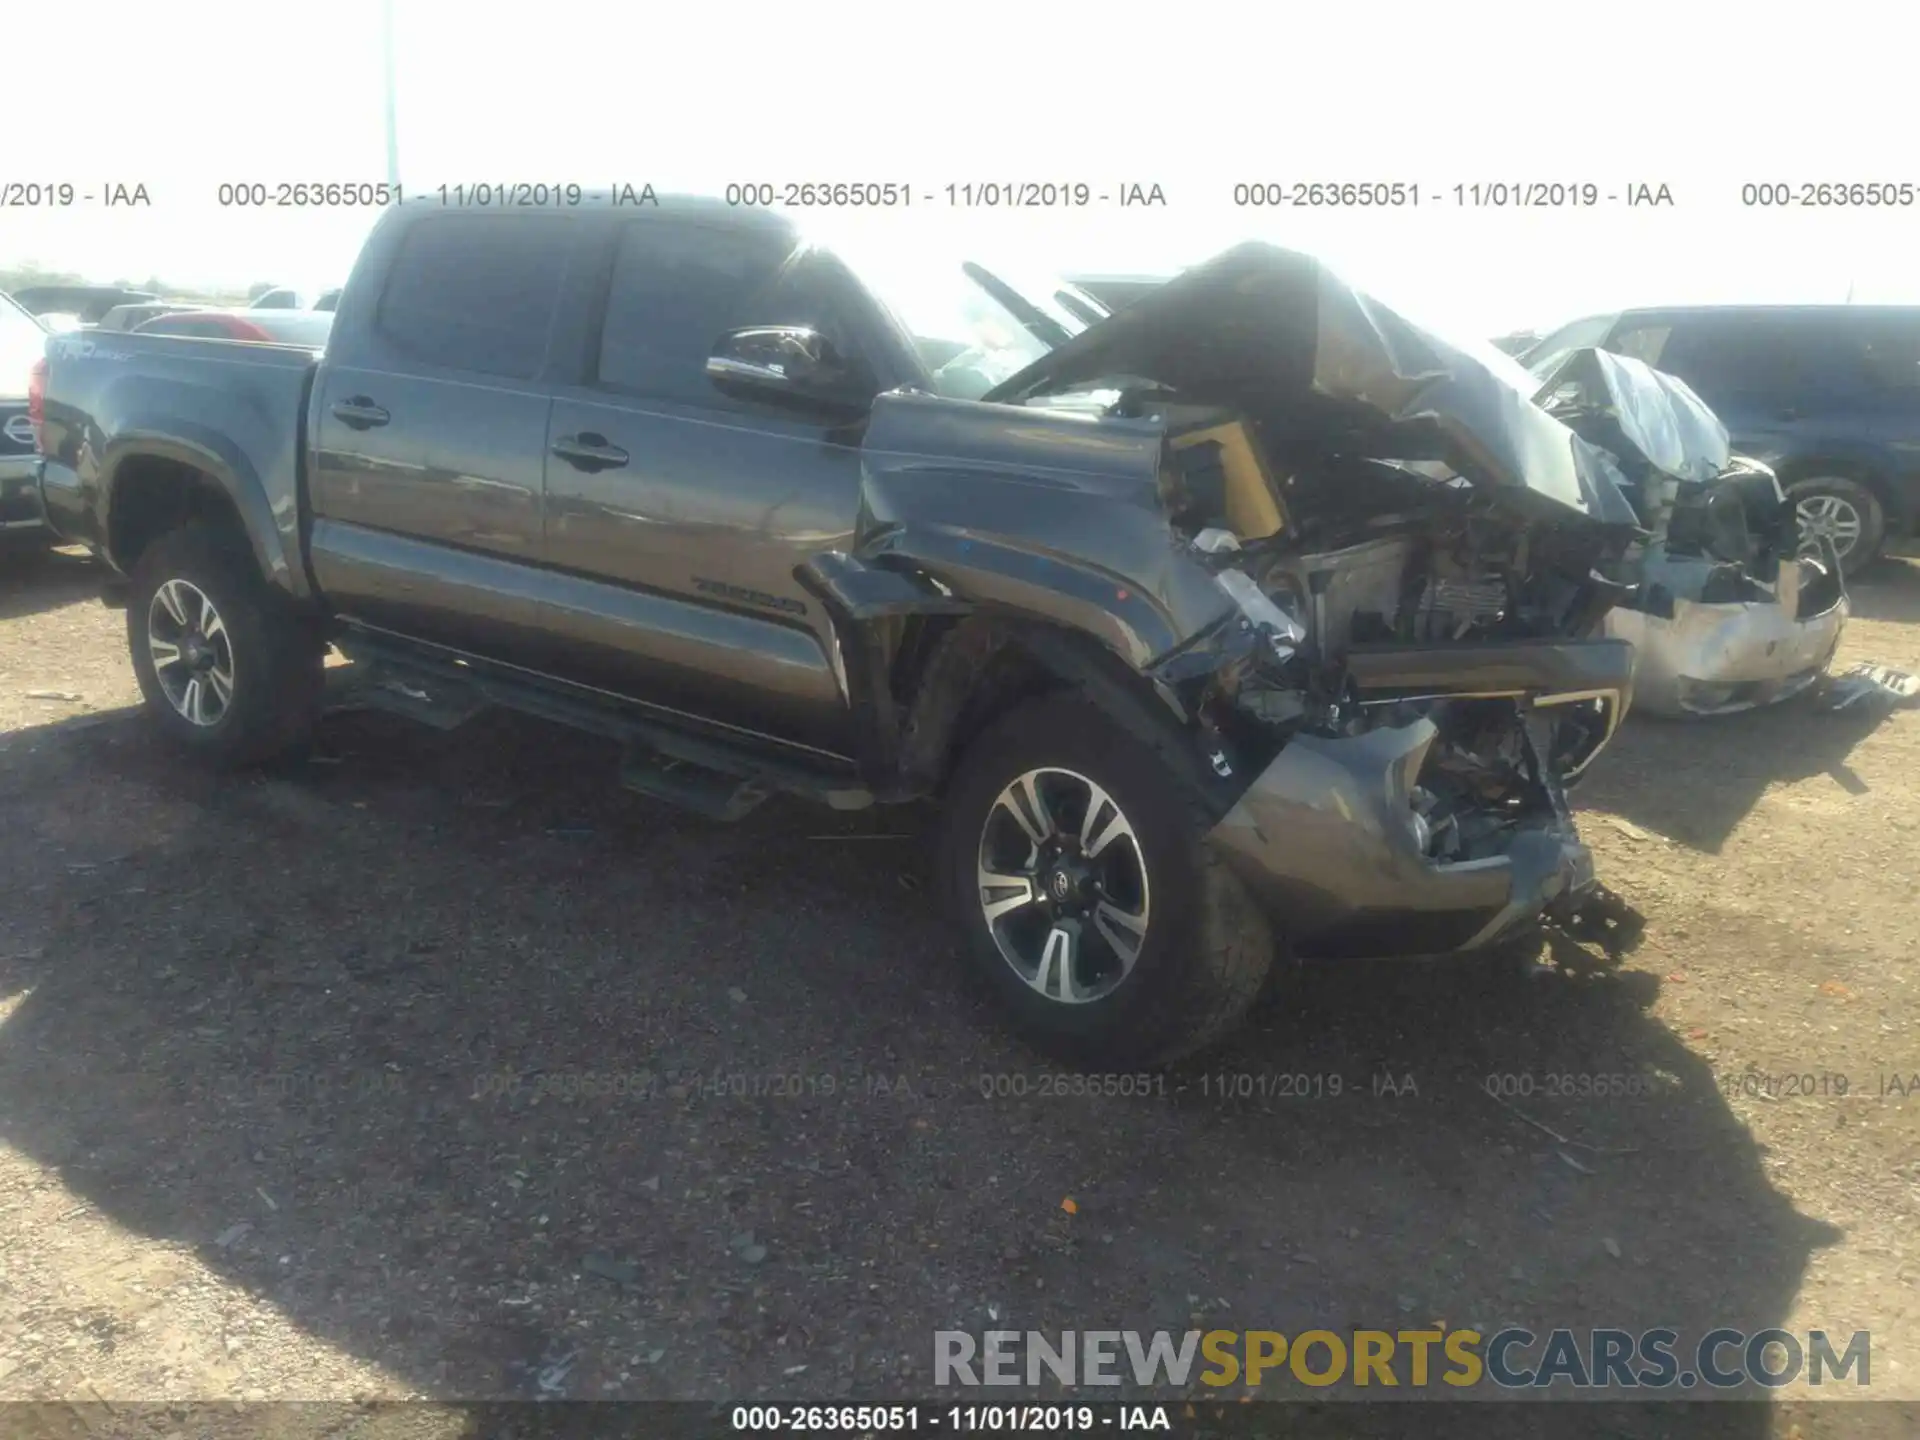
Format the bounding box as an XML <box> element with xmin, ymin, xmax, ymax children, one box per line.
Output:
<box><xmin>551</xmin><ymin>432</ymin><xmax>630</xmax><ymax>472</ymax></box>
<box><xmin>332</xmin><ymin>396</ymin><xmax>390</xmax><ymax>430</ymax></box>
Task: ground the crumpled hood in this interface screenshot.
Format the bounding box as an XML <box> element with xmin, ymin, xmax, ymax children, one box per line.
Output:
<box><xmin>983</xmin><ymin>241</ymin><xmax>1640</xmax><ymax>530</ymax></box>
<box><xmin>1531</xmin><ymin>346</ymin><xmax>1730</xmax><ymax>484</ymax></box>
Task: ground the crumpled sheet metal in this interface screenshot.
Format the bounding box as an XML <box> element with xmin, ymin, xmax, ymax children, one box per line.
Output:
<box><xmin>1822</xmin><ymin>662</ymin><xmax>1920</xmax><ymax>712</ymax></box>
<box><xmin>1532</xmin><ymin>346</ymin><xmax>1731</xmax><ymax>484</ymax></box>
<box><xmin>985</xmin><ymin>241</ymin><xmax>1642</xmax><ymax>530</ymax></box>
<box><xmin>1607</xmin><ymin>588</ymin><xmax>1847</xmax><ymax>717</ymax></box>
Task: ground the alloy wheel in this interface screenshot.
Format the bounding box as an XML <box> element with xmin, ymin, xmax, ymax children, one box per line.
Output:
<box><xmin>975</xmin><ymin>767</ymin><xmax>1151</xmax><ymax>1005</ymax></box>
<box><xmin>147</xmin><ymin>578</ymin><xmax>236</xmax><ymax>727</ymax></box>
<box><xmin>1795</xmin><ymin>492</ymin><xmax>1864</xmax><ymax>564</ymax></box>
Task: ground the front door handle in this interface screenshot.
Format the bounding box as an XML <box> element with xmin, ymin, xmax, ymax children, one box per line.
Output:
<box><xmin>332</xmin><ymin>396</ymin><xmax>390</xmax><ymax>430</ymax></box>
<box><xmin>551</xmin><ymin>432</ymin><xmax>630</xmax><ymax>472</ymax></box>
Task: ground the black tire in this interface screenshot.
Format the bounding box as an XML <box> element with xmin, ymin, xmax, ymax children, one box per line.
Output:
<box><xmin>126</xmin><ymin>522</ymin><xmax>323</xmax><ymax>767</ymax></box>
<box><xmin>1787</xmin><ymin>475</ymin><xmax>1886</xmax><ymax>572</ymax></box>
<box><xmin>937</xmin><ymin>690</ymin><xmax>1274</xmax><ymax>1068</ymax></box>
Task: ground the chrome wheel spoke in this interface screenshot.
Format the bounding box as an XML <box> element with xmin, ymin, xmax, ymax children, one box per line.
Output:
<box><xmin>1080</xmin><ymin>783</ymin><xmax>1136</xmax><ymax>859</ymax></box>
<box><xmin>994</xmin><ymin>772</ymin><xmax>1055</xmax><ymax>850</ymax></box>
<box><xmin>148</xmin><ymin>638</ymin><xmax>183</xmax><ymax>670</ymax></box>
<box><xmin>208</xmin><ymin>665</ymin><xmax>234</xmax><ymax>705</ymax></box>
<box><xmin>157</xmin><ymin>581</ymin><xmax>193</xmax><ymax>628</ymax></box>
<box><xmin>1033</xmin><ymin>923</ymin><xmax>1079</xmax><ymax>1002</ymax></box>
<box><xmin>1094</xmin><ymin>900</ymin><xmax>1148</xmax><ymax>969</ymax></box>
<box><xmin>182</xmin><ymin>677</ymin><xmax>209</xmax><ymax>725</ymax></box>
<box><xmin>979</xmin><ymin>868</ymin><xmax>1040</xmax><ymax>923</ymax></box>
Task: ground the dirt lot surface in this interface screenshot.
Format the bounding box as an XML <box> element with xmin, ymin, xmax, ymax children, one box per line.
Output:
<box><xmin>2</xmin><ymin>547</ymin><xmax>1917</xmax><ymax>1437</ymax></box>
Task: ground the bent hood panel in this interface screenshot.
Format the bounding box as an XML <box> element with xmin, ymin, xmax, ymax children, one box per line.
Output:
<box><xmin>984</xmin><ymin>241</ymin><xmax>1639</xmax><ymax>528</ymax></box>
<box><xmin>1533</xmin><ymin>346</ymin><xmax>1730</xmax><ymax>484</ymax></box>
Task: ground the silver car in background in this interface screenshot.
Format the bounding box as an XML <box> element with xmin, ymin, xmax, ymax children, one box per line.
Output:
<box><xmin>1532</xmin><ymin>347</ymin><xmax>1848</xmax><ymax>717</ymax></box>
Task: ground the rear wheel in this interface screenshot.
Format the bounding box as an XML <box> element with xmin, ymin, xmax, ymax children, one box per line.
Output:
<box><xmin>938</xmin><ymin>691</ymin><xmax>1273</xmax><ymax>1067</ymax></box>
<box><xmin>127</xmin><ymin>522</ymin><xmax>323</xmax><ymax>767</ymax></box>
<box><xmin>1789</xmin><ymin>476</ymin><xmax>1885</xmax><ymax>571</ymax></box>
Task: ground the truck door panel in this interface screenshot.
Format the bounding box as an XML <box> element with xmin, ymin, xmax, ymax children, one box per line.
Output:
<box><xmin>308</xmin><ymin>212</ymin><xmax>579</xmax><ymax>660</ymax></box>
<box><xmin>540</xmin><ymin>218</ymin><xmax>874</xmax><ymax>752</ymax></box>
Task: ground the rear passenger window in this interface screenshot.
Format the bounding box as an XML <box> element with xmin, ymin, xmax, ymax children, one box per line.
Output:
<box><xmin>594</xmin><ymin>220</ymin><xmax>794</xmax><ymax>404</ymax></box>
<box><xmin>376</xmin><ymin>215</ymin><xmax>574</xmax><ymax>380</ymax></box>
<box><xmin>1660</xmin><ymin>315</ymin><xmax>1873</xmax><ymax>395</ymax></box>
<box><xmin>1658</xmin><ymin>319</ymin><xmax>1800</xmax><ymax>392</ymax></box>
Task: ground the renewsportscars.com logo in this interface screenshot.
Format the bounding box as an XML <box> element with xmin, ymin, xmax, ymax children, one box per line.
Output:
<box><xmin>934</xmin><ymin>1328</ymin><xmax>1872</xmax><ymax>1392</ymax></box>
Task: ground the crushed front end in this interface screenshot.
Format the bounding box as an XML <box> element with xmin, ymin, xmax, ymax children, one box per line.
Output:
<box><xmin>968</xmin><ymin>243</ymin><xmax>1662</xmax><ymax>960</ymax></box>
<box><xmin>1153</xmin><ymin>479</ymin><xmax>1640</xmax><ymax>959</ymax></box>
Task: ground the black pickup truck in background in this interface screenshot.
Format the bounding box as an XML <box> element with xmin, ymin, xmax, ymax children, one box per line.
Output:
<box><xmin>37</xmin><ymin>195</ymin><xmax>1654</xmax><ymax>1065</ymax></box>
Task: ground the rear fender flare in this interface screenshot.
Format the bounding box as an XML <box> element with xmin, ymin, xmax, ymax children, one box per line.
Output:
<box><xmin>101</xmin><ymin>425</ymin><xmax>302</xmax><ymax>597</ymax></box>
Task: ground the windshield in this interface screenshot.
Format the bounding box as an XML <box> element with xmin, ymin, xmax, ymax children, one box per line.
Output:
<box><xmin>849</xmin><ymin>252</ymin><xmax>1101</xmax><ymax>400</ymax></box>
<box><xmin>0</xmin><ymin>294</ymin><xmax>48</xmax><ymax>394</ymax></box>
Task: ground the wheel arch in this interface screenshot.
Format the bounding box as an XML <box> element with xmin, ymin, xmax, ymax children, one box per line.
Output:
<box><xmin>893</xmin><ymin>613</ymin><xmax>1225</xmax><ymax>808</ymax></box>
<box><xmin>101</xmin><ymin>431</ymin><xmax>300</xmax><ymax>594</ymax></box>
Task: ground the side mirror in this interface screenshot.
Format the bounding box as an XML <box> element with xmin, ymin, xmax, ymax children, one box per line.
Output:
<box><xmin>706</xmin><ymin>326</ymin><xmax>876</xmax><ymax>413</ymax></box>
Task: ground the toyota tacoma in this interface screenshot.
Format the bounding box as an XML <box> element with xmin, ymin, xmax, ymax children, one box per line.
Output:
<box><xmin>37</xmin><ymin>196</ymin><xmax>1655</xmax><ymax>1065</ymax></box>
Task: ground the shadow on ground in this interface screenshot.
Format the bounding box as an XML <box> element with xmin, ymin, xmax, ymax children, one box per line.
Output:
<box><xmin>0</xmin><ymin>704</ymin><xmax>1841</xmax><ymax>1436</ymax></box>
<box><xmin>1843</xmin><ymin>558</ymin><xmax>1920</xmax><ymax>625</ymax></box>
<box><xmin>1587</xmin><ymin>689</ymin><xmax>1893</xmax><ymax>852</ymax></box>
<box><xmin>0</xmin><ymin>547</ymin><xmax>99</xmax><ymax>622</ymax></box>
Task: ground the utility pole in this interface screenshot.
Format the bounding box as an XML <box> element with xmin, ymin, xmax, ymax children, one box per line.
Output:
<box><xmin>382</xmin><ymin>0</ymin><xmax>400</xmax><ymax>186</ymax></box>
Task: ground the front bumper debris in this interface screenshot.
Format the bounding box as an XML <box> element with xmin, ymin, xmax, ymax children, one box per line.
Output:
<box><xmin>1606</xmin><ymin>551</ymin><xmax>1848</xmax><ymax>717</ymax></box>
<box><xmin>1206</xmin><ymin>717</ymin><xmax>1598</xmax><ymax>959</ymax></box>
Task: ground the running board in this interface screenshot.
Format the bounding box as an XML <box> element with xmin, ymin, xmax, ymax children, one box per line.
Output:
<box><xmin>326</xmin><ymin>635</ymin><xmax>873</xmax><ymax>817</ymax></box>
<box><xmin>619</xmin><ymin>747</ymin><xmax>770</xmax><ymax>822</ymax></box>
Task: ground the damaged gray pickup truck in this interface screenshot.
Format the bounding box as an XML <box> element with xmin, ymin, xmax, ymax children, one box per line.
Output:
<box><xmin>38</xmin><ymin>197</ymin><xmax>1655</xmax><ymax>1065</ymax></box>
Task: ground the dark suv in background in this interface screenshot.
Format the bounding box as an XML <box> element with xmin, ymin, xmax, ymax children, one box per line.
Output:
<box><xmin>1524</xmin><ymin>306</ymin><xmax>1920</xmax><ymax>569</ymax></box>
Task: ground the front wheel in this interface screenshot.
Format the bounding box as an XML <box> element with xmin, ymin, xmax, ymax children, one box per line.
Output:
<box><xmin>937</xmin><ymin>691</ymin><xmax>1274</xmax><ymax>1068</ymax></box>
<box><xmin>127</xmin><ymin>522</ymin><xmax>323</xmax><ymax>767</ymax></box>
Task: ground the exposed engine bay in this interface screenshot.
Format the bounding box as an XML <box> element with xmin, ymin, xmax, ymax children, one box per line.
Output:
<box><xmin>1143</xmin><ymin>401</ymin><xmax>1629</xmax><ymax>886</ymax></box>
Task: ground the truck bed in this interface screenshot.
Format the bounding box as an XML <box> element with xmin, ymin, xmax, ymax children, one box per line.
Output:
<box><xmin>38</xmin><ymin>330</ymin><xmax>322</xmax><ymax>594</ymax></box>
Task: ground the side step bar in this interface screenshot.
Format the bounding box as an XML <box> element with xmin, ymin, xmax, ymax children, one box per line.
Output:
<box><xmin>618</xmin><ymin>747</ymin><xmax>770</xmax><ymax>822</ymax></box>
<box><xmin>325</xmin><ymin>636</ymin><xmax>872</xmax><ymax>819</ymax></box>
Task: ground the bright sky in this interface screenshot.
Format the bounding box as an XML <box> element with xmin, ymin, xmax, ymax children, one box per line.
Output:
<box><xmin>8</xmin><ymin>0</ymin><xmax>1916</xmax><ymax>337</ymax></box>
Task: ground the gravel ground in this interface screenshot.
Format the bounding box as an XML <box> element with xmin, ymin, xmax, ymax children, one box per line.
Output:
<box><xmin>1</xmin><ymin>546</ymin><xmax>1916</xmax><ymax>1437</ymax></box>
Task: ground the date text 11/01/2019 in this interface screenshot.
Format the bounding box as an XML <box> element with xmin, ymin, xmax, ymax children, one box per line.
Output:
<box><xmin>731</xmin><ymin>1406</ymin><xmax>1171</xmax><ymax>1432</ymax></box>
<box><xmin>1229</xmin><ymin>181</ymin><xmax>1674</xmax><ymax>208</ymax></box>
<box><xmin>204</xmin><ymin>182</ymin><xmax>1171</xmax><ymax>210</ymax></box>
